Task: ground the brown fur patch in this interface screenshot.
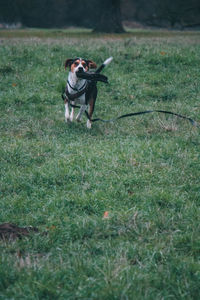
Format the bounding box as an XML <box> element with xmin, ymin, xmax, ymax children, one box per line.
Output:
<box><xmin>71</xmin><ymin>59</ymin><xmax>90</xmax><ymax>73</ymax></box>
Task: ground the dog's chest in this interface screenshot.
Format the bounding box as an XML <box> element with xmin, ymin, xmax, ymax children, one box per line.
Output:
<box><xmin>68</xmin><ymin>87</ymin><xmax>86</xmax><ymax>104</ymax></box>
<box><xmin>67</xmin><ymin>76</ymin><xmax>87</xmax><ymax>104</ymax></box>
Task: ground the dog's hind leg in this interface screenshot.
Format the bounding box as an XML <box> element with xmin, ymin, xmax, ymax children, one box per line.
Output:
<box><xmin>87</xmin><ymin>98</ymin><xmax>96</xmax><ymax>129</ymax></box>
<box><xmin>87</xmin><ymin>119</ymin><xmax>92</xmax><ymax>129</ymax></box>
<box><xmin>86</xmin><ymin>87</ymin><xmax>97</xmax><ymax>129</ymax></box>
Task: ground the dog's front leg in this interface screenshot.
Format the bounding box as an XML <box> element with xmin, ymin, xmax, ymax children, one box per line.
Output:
<box><xmin>65</xmin><ymin>100</ymin><xmax>70</xmax><ymax>122</ymax></box>
<box><xmin>76</xmin><ymin>105</ymin><xmax>87</xmax><ymax>122</ymax></box>
<box><xmin>70</xmin><ymin>101</ymin><xmax>75</xmax><ymax>122</ymax></box>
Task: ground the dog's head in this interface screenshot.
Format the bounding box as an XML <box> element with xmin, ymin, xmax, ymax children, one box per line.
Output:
<box><xmin>65</xmin><ymin>58</ymin><xmax>97</xmax><ymax>74</ymax></box>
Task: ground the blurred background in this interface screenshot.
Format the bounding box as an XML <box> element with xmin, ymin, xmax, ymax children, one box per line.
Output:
<box><xmin>0</xmin><ymin>0</ymin><xmax>200</xmax><ymax>32</ymax></box>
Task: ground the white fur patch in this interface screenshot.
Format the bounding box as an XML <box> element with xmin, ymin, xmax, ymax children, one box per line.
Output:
<box><xmin>103</xmin><ymin>57</ymin><xmax>113</xmax><ymax>66</ymax></box>
<box><xmin>65</xmin><ymin>102</ymin><xmax>70</xmax><ymax>122</ymax></box>
<box><xmin>87</xmin><ymin>120</ymin><xmax>92</xmax><ymax>129</ymax></box>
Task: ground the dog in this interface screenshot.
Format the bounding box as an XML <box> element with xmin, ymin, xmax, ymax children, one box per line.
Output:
<box><xmin>64</xmin><ymin>57</ymin><xmax>113</xmax><ymax>128</ymax></box>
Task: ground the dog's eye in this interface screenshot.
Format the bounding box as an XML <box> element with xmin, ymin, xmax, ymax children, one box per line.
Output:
<box><xmin>82</xmin><ymin>63</ymin><xmax>87</xmax><ymax>68</ymax></box>
<box><xmin>74</xmin><ymin>62</ymin><xmax>79</xmax><ymax>66</ymax></box>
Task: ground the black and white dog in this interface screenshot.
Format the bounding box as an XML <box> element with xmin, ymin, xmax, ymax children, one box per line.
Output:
<box><xmin>64</xmin><ymin>57</ymin><xmax>113</xmax><ymax>128</ymax></box>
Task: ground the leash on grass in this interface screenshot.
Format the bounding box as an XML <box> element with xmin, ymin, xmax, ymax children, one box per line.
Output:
<box><xmin>90</xmin><ymin>108</ymin><xmax>199</xmax><ymax>127</ymax></box>
<box><xmin>61</xmin><ymin>95</ymin><xmax>199</xmax><ymax>128</ymax></box>
<box><xmin>85</xmin><ymin>109</ymin><xmax>199</xmax><ymax>127</ymax></box>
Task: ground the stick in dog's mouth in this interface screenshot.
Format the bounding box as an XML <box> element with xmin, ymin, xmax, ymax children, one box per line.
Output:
<box><xmin>76</xmin><ymin>70</ymin><xmax>108</xmax><ymax>83</ymax></box>
<box><xmin>76</xmin><ymin>56</ymin><xmax>113</xmax><ymax>83</ymax></box>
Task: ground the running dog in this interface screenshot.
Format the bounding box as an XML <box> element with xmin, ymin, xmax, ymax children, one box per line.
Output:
<box><xmin>63</xmin><ymin>57</ymin><xmax>113</xmax><ymax>128</ymax></box>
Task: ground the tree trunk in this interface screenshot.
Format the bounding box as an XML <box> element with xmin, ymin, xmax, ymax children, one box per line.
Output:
<box><xmin>93</xmin><ymin>0</ymin><xmax>125</xmax><ymax>33</ymax></box>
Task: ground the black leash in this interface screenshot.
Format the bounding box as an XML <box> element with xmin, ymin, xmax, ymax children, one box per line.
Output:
<box><xmin>62</xmin><ymin>88</ymin><xmax>199</xmax><ymax>128</ymax></box>
<box><xmin>87</xmin><ymin>109</ymin><xmax>199</xmax><ymax>127</ymax></box>
<box><xmin>64</xmin><ymin>98</ymin><xmax>199</xmax><ymax>128</ymax></box>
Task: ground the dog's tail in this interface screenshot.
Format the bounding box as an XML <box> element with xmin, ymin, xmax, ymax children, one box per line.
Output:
<box><xmin>95</xmin><ymin>57</ymin><xmax>113</xmax><ymax>74</ymax></box>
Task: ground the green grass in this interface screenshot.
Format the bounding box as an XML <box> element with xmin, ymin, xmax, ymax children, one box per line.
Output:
<box><xmin>1</xmin><ymin>27</ymin><xmax>200</xmax><ymax>39</ymax></box>
<box><xmin>0</xmin><ymin>29</ymin><xmax>200</xmax><ymax>299</ymax></box>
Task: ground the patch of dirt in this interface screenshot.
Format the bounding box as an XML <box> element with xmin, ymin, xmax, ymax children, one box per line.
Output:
<box><xmin>0</xmin><ymin>223</ymin><xmax>38</xmax><ymax>240</ymax></box>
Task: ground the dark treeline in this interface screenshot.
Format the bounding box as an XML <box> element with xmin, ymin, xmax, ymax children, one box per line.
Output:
<box><xmin>0</xmin><ymin>0</ymin><xmax>200</xmax><ymax>30</ymax></box>
<box><xmin>123</xmin><ymin>0</ymin><xmax>200</xmax><ymax>29</ymax></box>
<box><xmin>0</xmin><ymin>0</ymin><xmax>100</xmax><ymax>28</ymax></box>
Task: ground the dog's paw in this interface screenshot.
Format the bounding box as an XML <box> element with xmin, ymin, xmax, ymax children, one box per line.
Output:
<box><xmin>76</xmin><ymin>116</ymin><xmax>82</xmax><ymax>122</ymax></box>
<box><xmin>87</xmin><ymin>120</ymin><xmax>92</xmax><ymax>129</ymax></box>
<box><xmin>65</xmin><ymin>116</ymin><xmax>71</xmax><ymax>123</ymax></box>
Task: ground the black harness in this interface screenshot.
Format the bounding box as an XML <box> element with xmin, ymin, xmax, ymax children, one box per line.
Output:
<box><xmin>64</xmin><ymin>80</ymin><xmax>89</xmax><ymax>101</ymax></box>
<box><xmin>67</xmin><ymin>80</ymin><xmax>87</xmax><ymax>92</ymax></box>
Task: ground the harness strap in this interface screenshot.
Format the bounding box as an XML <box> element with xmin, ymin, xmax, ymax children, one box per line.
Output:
<box><xmin>67</xmin><ymin>80</ymin><xmax>87</xmax><ymax>91</ymax></box>
<box><xmin>65</xmin><ymin>84</ymin><xmax>88</xmax><ymax>101</ymax></box>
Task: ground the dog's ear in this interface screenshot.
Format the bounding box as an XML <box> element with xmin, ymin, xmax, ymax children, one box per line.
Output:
<box><xmin>86</xmin><ymin>60</ymin><xmax>97</xmax><ymax>69</ymax></box>
<box><xmin>65</xmin><ymin>59</ymin><xmax>74</xmax><ymax>70</ymax></box>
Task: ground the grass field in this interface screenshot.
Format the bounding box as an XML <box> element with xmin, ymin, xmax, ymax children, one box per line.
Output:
<box><xmin>0</xmin><ymin>29</ymin><xmax>200</xmax><ymax>299</ymax></box>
